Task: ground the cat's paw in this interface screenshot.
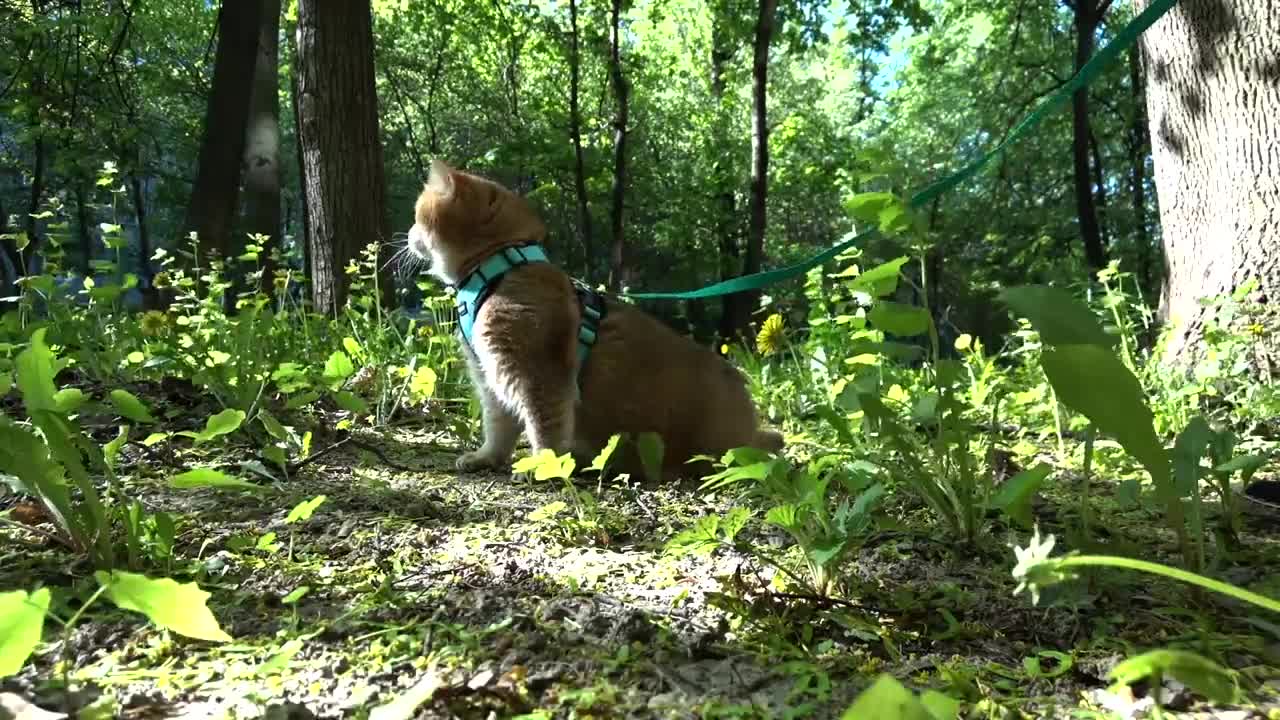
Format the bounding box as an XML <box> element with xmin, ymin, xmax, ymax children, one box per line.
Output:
<box><xmin>456</xmin><ymin>450</ymin><xmax>504</xmax><ymax>473</ymax></box>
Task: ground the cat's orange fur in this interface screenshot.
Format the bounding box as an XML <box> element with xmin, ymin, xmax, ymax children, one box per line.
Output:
<box><xmin>407</xmin><ymin>159</ymin><xmax>783</xmax><ymax>479</ymax></box>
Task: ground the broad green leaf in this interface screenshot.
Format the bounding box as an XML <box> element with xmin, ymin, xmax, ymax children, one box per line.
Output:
<box><xmin>843</xmin><ymin>191</ymin><xmax>897</xmax><ymax>223</ymax></box>
<box><xmin>1040</xmin><ymin>345</ymin><xmax>1168</xmax><ymax>488</ymax></box>
<box><xmin>1000</xmin><ymin>286</ymin><xmax>1115</xmax><ymax>348</ymax></box>
<box><xmin>512</xmin><ymin>449</ymin><xmax>575</xmax><ymax>481</ymax></box>
<box><xmin>588</xmin><ymin>434</ymin><xmax>622</xmax><ymax>473</ymax></box>
<box><xmin>1109</xmin><ymin>649</ymin><xmax>1237</xmax><ymax>704</ymax></box>
<box><xmin>1172</xmin><ymin>416</ymin><xmax>1214</xmax><ymax>497</ymax></box>
<box><xmin>1023</xmin><ymin>650</ymin><xmax>1074</xmax><ymax>679</ymax></box>
<box><xmin>868</xmin><ymin>302</ymin><xmax>930</xmax><ymax>337</ymax></box>
<box><xmin>989</xmin><ymin>463</ymin><xmax>1052</xmax><ymax>528</ymax></box>
<box><xmin>342</xmin><ymin>337</ymin><xmax>364</xmax><ymax>361</ymax></box>
<box><xmin>1214</xmin><ymin>454</ymin><xmax>1268</xmax><ymax>478</ymax></box>
<box><xmin>847</xmin><ymin>256</ymin><xmax>910</xmax><ymax>297</ymax></box>
<box><xmin>109</xmin><ymin>389</ymin><xmax>155</xmax><ymax>424</ymax></box>
<box><xmin>720</xmin><ymin>507</ymin><xmax>753</xmax><ymax>544</ymax></box>
<box><xmin>841</xmin><ymin>674</ymin><xmax>944</xmax><ymax>720</ymax></box>
<box><xmin>258</xmin><ymin>638</ymin><xmax>305</xmax><ymax>675</ymax></box>
<box><xmin>95</xmin><ymin>571</ymin><xmax>231</xmax><ymax>643</ymax></box>
<box><xmin>332</xmin><ymin>391</ymin><xmax>369</xmax><ymax>415</ymax></box>
<box><xmin>258</xmin><ymin>410</ymin><xmax>289</xmax><ymax>441</ymax></box>
<box><xmin>636</xmin><ymin>432</ymin><xmax>665</xmax><ymax>484</ymax></box>
<box><xmin>0</xmin><ymin>588</ymin><xmax>51</xmax><ymax>677</ymax></box>
<box><xmin>322</xmin><ymin>351</ymin><xmax>355</xmax><ymax>388</ymax></box>
<box><xmin>408</xmin><ymin>366</ymin><xmax>437</xmax><ymax>401</ymax></box>
<box><xmin>280</xmin><ymin>589</ymin><xmax>309</xmax><ymax>606</ymax></box>
<box><xmin>194</xmin><ymin>409</ymin><xmax>245</xmax><ymax>444</ymax></box>
<box><xmin>263</xmin><ymin>445</ymin><xmax>287</xmax><ymax>471</ymax></box>
<box><xmin>529</xmin><ymin>500</ymin><xmax>568</xmax><ymax>521</ymax></box>
<box><xmin>103</xmin><ymin>426</ymin><xmax>129</xmax><ymax>471</ymax></box>
<box><xmin>285</xmin><ymin>495</ymin><xmax>327</xmax><ymax>524</ymax></box>
<box><xmin>141</xmin><ymin>432</ymin><xmax>169</xmax><ymax>446</ymax></box>
<box><xmin>16</xmin><ymin>328</ymin><xmax>58</xmax><ymax>413</ymax></box>
<box><xmin>53</xmin><ymin>388</ymin><xmax>88</xmax><ymax>414</ymax></box>
<box><xmin>170</xmin><ymin>468</ymin><xmax>263</xmax><ymax>492</ymax></box>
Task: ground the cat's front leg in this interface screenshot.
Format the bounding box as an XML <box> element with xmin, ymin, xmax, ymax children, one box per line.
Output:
<box><xmin>457</xmin><ymin>386</ymin><xmax>521</xmax><ymax>473</ymax></box>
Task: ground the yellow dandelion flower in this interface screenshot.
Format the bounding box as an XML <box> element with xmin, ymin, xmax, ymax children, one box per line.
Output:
<box><xmin>140</xmin><ymin>310</ymin><xmax>168</xmax><ymax>336</ymax></box>
<box><xmin>756</xmin><ymin>313</ymin><xmax>786</xmax><ymax>356</ymax></box>
<box><xmin>720</xmin><ymin>343</ymin><xmax>730</xmax><ymax>356</ymax></box>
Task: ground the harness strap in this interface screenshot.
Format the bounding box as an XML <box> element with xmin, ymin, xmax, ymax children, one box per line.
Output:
<box><xmin>451</xmin><ymin>243</ymin><xmax>606</xmax><ymax>375</ymax></box>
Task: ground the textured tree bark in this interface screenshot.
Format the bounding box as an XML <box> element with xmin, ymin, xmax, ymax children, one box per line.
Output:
<box><xmin>606</xmin><ymin>0</ymin><xmax>629</xmax><ymax>292</ymax></box>
<box><xmin>735</xmin><ymin>0</ymin><xmax>778</xmax><ymax>338</ymax></box>
<box><xmin>1138</xmin><ymin>0</ymin><xmax>1280</xmax><ymax>362</ymax></box>
<box><xmin>180</xmin><ymin>0</ymin><xmax>262</xmax><ymax>276</ymax></box>
<box><xmin>568</xmin><ymin>0</ymin><xmax>595</xmax><ymax>280</ymax></box>
<box><xmin>711</xmin><ymin>5</ymin><xmax>745</xmax><ymax>342</ymax></box>
<box><xmin>128</xmin><ymin>169</ymin><xmax>157</xmax><ymax>307</ymax></box>
<box><xmin>242</xmin><ymin>0</ymin><xmax>282</xmax><ymax>296</ymax></box>
<box><xmin>74</xmin><ymin>182</ymin><xmax>94</xmax><ymax>274</ymax></box>
<box><xmin>1070</xmin><ymin>0</ymin><xmax>1109</xmax><ymax>273</ymax></box>
<box><xmin>296</xmin><ymin>0</ymin><xmax>392</xmax><ymax>313</ymax></box>
<box><xmin>1126</xmin><ymin>44</ymin><xmax>1153</xmax><ymax>299</ymax></box>
<box><xmin>289</xmin><ymin>40</ymin><xmax>312</xmax><ymax>285</ymax></box>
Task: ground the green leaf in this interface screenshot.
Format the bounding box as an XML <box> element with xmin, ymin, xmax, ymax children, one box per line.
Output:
<box><xmin>258</xmin><ymin>410</ymin><xmax>289</xmax><ymax>441</ymax></box>
<box><xmin>1172</xmin><ymin>416</ymin><xmax>1214</xmax><ymax>497</ymax></box>
<box><xmin>53</xmin><ymin>388</ymin><xmax>87</xmax><ymax>413</ymax></box>
<box><xmin>95</xmin><ymin>571</ymin><xmax>231</xmax><ymax>643</ymax></box>
<box><xmin>103</xmin><ymin>426</ymin><xmax>129</xmax><ymax>471</ymax></box>
<box><xmin>0</xmin><ymin>588</ymin><xmax>51</xmax><ymax>677</ymax></box>
<box><xmin>512</xmin><ymin>449</ymin><xmax>576</xmax><ymax>481</ymax></box>
<box><xmin>1000</xmin><ymin>286</ymin><xmax>1116</xmax><ymax>348</ymax></box>
<box><xmin>193</xmin><ymin>409</ymin><xmax>245</xmax><ymax>445</ymax></box>
<box><xmin>1040</xmin><ymin>345</ymin><xmax>1168</xmax><ymax>488</ymax></box>
<box><xmin>332</xmin><ymin>390</ymin><xmax>369</xmax><ymax>415</ymax></box>
<box><xmin>847</xmin><ymin>256</ymin><xmax>910</xmax><ymax>297</ymax></box>
<box><xmin>843</xmin><ymin>191</ymin><xmax>897</xmax><ymax>223</ymax></box>
<box><xmin>1023</xmin><ymin>650</ymin><xmax>1074</xmax><ymax>679</ymax></box>
<box><xmin>259</xmin><ymin>638</ymin><xmax>305</xmax><ymax>675</ymax></box>
<box><xmin>636</xmin><ymin>431</ymin><xmax>665</xmax><ymax>484</ymax></box>
<box><xmin>16</xmin><ymin>328</ymin><xmax>58</xmax><ymax>413</ymax></box>
<box><xmin>989</xmin><ymin>463</ymin><xmax>1051</xmax><ymax>529</ymax></box>
<box><xmin>170</xmin><ymin>468</ymin><xmax>263</xmax><ymax>492</ymax></box>
<box><xmin>342</xmin><ymin>337</ymin><xmax>364</xmax><ymax>361</ymax></box>
<box><xmin>285</xmin><ymin>495</ymin><xmax>327</xmax><ymax>524</ymax></box>
<box><xmin>109</xmin><ymin>389</ymin><xmax>156</xmax><ymax>424</ymax></box>
<box><xmin>528</xmin><ymin>500</ymin><xmax>568</xmax><ymax>521</ymax></box>
<box><xmin>869</xmin><ymin>302</ymin><xmax>930</xmax><ymax>337</ymax></box>
<box><xmin>588</xmin><ymin>434</ymin><xmax>622</xmax><ymax>474</ymax></box>
<box><xmin>408</xmin><ymin>366</ymin><xmax>437</xmax><ymax>401</ymax></box>
<box><xmin>280</xmin><ymin>588</ymin><xmax>310</xmax><ymax>606</ymax></box>
<box><xmin>322</xmin><ymin>351</ymin><xmax>355</xmax><ymax>389</ymax></box>
<box><xmin>1109</xmin><ymin>649</ymin><xmax>1237</xmax><ymax>704</ymax></box>
<box><xmin>841</xmin><ymin>674</ymin><xmax>948</xmax><ymax>720</ymax></box>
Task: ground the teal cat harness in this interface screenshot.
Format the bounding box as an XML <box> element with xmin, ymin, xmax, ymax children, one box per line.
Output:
<box><xmin>451</xmin><ymin>243</ymin><xmax>606</xmax><ymax>370</ymax></box>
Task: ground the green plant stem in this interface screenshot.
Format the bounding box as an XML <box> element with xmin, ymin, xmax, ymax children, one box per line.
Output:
<box><xmin>1057</xmin><ymin>556</ymin><xmax>1280</xmax><ymax>613</ymax></box>
<box><xmin>1081</xmin><ymin>425</ymin><xmax>1095</xmax><ymax>542</ymax></box>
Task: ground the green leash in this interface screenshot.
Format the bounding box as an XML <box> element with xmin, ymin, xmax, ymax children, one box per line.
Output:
<box><xmin>624</xmin><ymin>0</ymin><xmax>1178</xmax><ymax>302</ymax></box>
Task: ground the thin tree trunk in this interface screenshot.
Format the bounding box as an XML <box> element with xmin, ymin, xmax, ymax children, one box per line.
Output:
<box><xmin>290</xmin><ymin>45</ymin><xmax>312</xmax><ymax>286</ymax></box>
<box><xmin>736</xmin><ymin>0</ymin><xmax>778</xmax><ymax>336</ymax></box>
<box><xmin>1089</xmin><ymin>130</ymin><xmax>1110</xmax><ymax>250</ymax></box>
<box><xmin>74</xmin><ymin>182</ymin><xmax>94</xmax><ymax>275</ymax></box>
<box><xmin>296</xmin><ymin>0</ymin><xmax>392</xmax><ymax>313</ymax></box>
<box><xmin>1127</xmin><ymin>43</ymin><xmax>1153</xmax><ymax>300</ymax></box>
<box><xmin>606</xmin><ymin>0</ymin><xmax>629</xmax><ymax>292</ymax></box>
<box><xmin>181</xmin><ymin>0</ymin><xmax>263</xmax><ymax>278</ymax></box>
<box><xmin>1138</xmin><ymin>0</ymin><xmax>1280</xmax><ymax>363</ymax></box>
<box><xmin>128</xmin><ymin>169</ymin><xmax>158</xmax><ymax>308</ymax></box>
<box><xmin>568</xmin><ymin>0</ymin><xmax>594</xmax><ymax>280</ymax></box>
<box><xmin>25</xmin><ymin>133</ymin><xmax>46</xmax><ymax>265</ymax></box>
<box><xmin>711</xmin><ymin>6</ymin><xmax>744</xmax><ymax>342</ymax></box>
<box><xmin>1070</xmin><ymin>0</ymin><xmax>1108</xmax><ymax>273</ymax></box>
<box><xmin>242</xmin><ymin>0</ymin><xmax>282</xmax><ymax>296</ymax></box>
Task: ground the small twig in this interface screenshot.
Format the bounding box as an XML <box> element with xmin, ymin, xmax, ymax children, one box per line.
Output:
<box><xmin>284</xmin><ymin>436</ymin><xmax>351</xmax><ymax>475</ymax></box>
<box><xmin>0</xmin><ymin>516</ymin><xmax>74</xmax><ymax>549</ymax></box>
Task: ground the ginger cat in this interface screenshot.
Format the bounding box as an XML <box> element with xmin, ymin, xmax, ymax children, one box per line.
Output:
<box><xmin>407</xmin><ymin>159</ymin><xmax>783</xmax><ymax>480</ymax></box>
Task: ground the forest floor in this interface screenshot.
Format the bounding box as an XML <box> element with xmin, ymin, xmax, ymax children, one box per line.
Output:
<box><xmin>4</xmin><ymin>419</ymin><xmax>1280</xmax><ymax>720</ymax></box>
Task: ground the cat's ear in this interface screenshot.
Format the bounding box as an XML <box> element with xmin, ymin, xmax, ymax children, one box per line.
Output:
<box><xmin>427</xmin><ymin>158</ymin><xmax>456</xmax><ymax>197</ymax></box>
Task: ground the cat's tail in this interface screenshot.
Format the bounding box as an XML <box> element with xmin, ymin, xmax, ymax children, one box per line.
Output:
<box><xmin>753</xmin><ymin>428</ymin><xmax>785</xmax><ymax>453</ymax></box>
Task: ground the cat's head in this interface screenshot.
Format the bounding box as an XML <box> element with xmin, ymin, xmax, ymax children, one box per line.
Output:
<box><xmin>408</xmin><ymin>159</ymin><xmax>547</xmax><ymax>285</ymax></box>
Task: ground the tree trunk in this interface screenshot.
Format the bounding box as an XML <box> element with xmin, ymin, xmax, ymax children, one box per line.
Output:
<box><xmin>296</xmin><ymin>0</ymin><xmax>392</xmax><ymax>313</ymax></box>
<box><xmin>1071</xmin><ymin>0</ymin><xmax>1108</xmax><ymax>273</ymax></box>
<box><xmin>1139</xmin><ymin>0</ymin><xmax>1280</xmax><ymax>362</ymax></box>
<box><xmin>128</xmin><ymin>169</ymin><xmax>158</xmax><ymax>308</ymax></box>
<box><xmin>74</xmin><ymin>182</ymin><xmax>94</xmax><ymax>275</ymax></box>
<box><xmin>181</xmin><ymin>0</ymin><xmax>262</xmax><ymax>279</ymax></box>
<box><xmin>711</xmin><ymin>5</ymin><xmax>745</xmax><ymax>342</ymax></box>
<box><xmin>289</xmin><ymin>40</ymin><xmax>312</xmax><ymax>286</ymax></box>
<box><xmin>734</xmin><ymin>0</ymin><xmax>778</xmax><ymax>338</ymax></box>
<box><xmin>606</xmin><ymin>0</ymin><xmax>629</xmax><ymax>292</ymax></box>
<box><xmin>242</xmin><ymin>0</ymin><xmax>282</xmax><ymax>296</ymax></box>
<box><xmin>568</xmin><ymin>0</ymin><xmax>594</xmax><ymax>280</ymax></box>
<box><xmin>1127</xmin><ymin>43</ymin><xmax>1153</xmax><ymax>300</ymax></box>
<box><xmin>25</xmin><ymin>132</ymin><xmax>46</xmax><ymax>264</ymax></box>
